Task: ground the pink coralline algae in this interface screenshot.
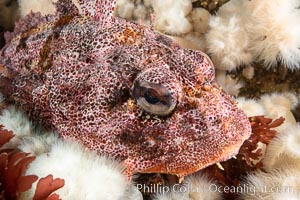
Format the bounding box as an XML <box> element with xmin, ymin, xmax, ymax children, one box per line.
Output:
<box><xmin>0</xmin><ymin>0</ymin><xmax>251</xmax><ymax>178</ymax></box>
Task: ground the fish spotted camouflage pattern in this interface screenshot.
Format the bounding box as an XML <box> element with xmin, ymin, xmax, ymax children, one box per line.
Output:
<box><xmin>0</xmin><ymin>0</ymin><xmax>251</xmax><ymax>178</ymax></box>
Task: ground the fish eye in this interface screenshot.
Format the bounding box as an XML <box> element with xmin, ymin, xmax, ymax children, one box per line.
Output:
<box><xmin>144</xmin><ymin>88</ymin><xmax>160</xmax><ymax>104</ymax></box>
<box><xmin>133</xmin><ymin>81</ymin><xmax>176</xmax><ymax>116</ymax></box>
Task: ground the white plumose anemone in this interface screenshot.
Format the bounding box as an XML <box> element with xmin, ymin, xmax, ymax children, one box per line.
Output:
<box><xmin>20</xmin><ymin>140</ymin><xmax>141</xmax><ymax>200</ymax></box>
<box><xmin>206</xmin><ymin>0</ymin><xmax>300</xmax><ymax>70</ymax></box>
<box><xmin>263</xmin><ymin>125</ymin><xmax>300</xmax><ymax>171</ymax></box>
<box><xmin>153</xmin><ymin>174</ymin><xmax>222</xmax><ymax>200</ymax></box>
<box><xmin>0</xmin><ymin>106</ymin><xmax>34</xmax><ymax>149</ymax></box>
<box><xmin>189</xmin><ymin>7</ymin><xmax>211</xmax><ymax>34</ymax></box>
<box><xmin>151</xmin><ymin>0</ymin><xmax>193</xmax><ymax>35</ymax></box>
<box><xmin>236</xmin><ymin>97</ymin><xmax>266</xmax><ymax>117</ymax></box>
<box><xmin>216</xmin><ymin>70</ymin><xmax>244</xmax><ymax>96</ymax></box>
<box><xmin>0</xmin><ymin>104</ymin><xmax>141</xmax><ymax>200</ymax></box>
<box><xmin>240</xmin><ymin>168</ymin><xmax>300</xmax><ymax>200</ymax></box>
<box><xmin>259</xmin><ymin>93</ymin><xmax>298</xmax><ymax>133</ymax></box>
<box><xmin>205</xmin><ymin>0</ymin><xmax>253</xmax><ymax>71</ymax></box>
<box><xmin>244</xmin><ymin>0</ymin><xmax>300</xmax><ymax>69</ymax></box>
<box><xmin>115</xmin><ymin>0</ymin><xmax>135</xmax><ymax>20</ymax></box>
<box><xmin>18</xmin><ymin>0</ymin><xmax>58</xmax><ymax>17</ymax></box>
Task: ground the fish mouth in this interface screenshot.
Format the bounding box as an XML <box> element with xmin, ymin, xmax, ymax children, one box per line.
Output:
<box><xmin>130</xmin><ymin>108</ymin><xmax>252</xmax><ymax>177</ymax></box>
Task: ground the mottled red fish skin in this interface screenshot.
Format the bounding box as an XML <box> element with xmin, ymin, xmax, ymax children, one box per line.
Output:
<box><xmin>0</xmin><ymin>0</ymin><xmax>251</xmax><ymax>177</ymax></box>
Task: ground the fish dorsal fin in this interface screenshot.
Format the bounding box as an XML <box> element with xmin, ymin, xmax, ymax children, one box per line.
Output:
<box><xmin>56</xmin><ymin>0</ymin><xmax>116</xmax><ymax>26</ymax></box>
<box><xmin>76</xmin><ymin>0</ymin><xmax>116</xmax><ymax>25</ymax></box>
<box><xmin>55</xmin><ymin>0</ymin><xmax>80</xmax><ymax>16</ymax></box>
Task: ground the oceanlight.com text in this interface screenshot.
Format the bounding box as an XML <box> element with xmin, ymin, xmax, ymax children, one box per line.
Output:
<box><xmin>136</xmin><ymin>183</ymin><xmax>296</xmax><ymax>196</ymax></box>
